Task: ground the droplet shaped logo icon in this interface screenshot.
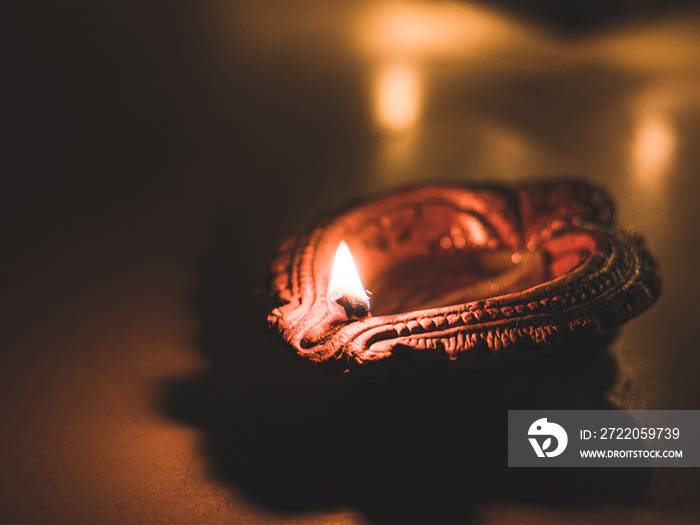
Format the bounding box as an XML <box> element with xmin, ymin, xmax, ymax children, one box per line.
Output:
<box><xmin>528</xmin><ymin>418</ymin><xmax>568</xmax><ymax>457</ymax></box>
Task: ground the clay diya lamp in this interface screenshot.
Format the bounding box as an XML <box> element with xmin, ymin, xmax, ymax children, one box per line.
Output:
<box><xmin>266</xmin><ymin>180</ymin><xmax>661</xmax><ymax>380</ymax></box>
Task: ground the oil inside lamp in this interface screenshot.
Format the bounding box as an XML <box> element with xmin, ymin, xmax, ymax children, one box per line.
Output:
<box><xmin>327</xmin><ymin>241</ymin><xmax>371</xmax><ymax>320</ymax></box>
<box><xmin>368</xmin><ymin>248</ymin><xmax>547</xmax><ymax>316</ymax></box>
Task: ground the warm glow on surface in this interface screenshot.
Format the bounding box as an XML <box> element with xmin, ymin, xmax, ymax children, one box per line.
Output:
<box><xmin>328</xmin><ymin>241</ymin><xmax>370</xmax><ymax>314</ymax></box>
<box><xmin>585</xmin><ymin>20</ymin><xmax>700</xmax><ymax>74</ymax></box>
<box><xmin>365</xmin><ymin>2</ymin><xmax>474</xmax><ymax>56</ymax></box>
<box><xmin>632</xmin><ymin>114</ymin><xmax>676</xmax><ymax>189</ymax></box>
<box><xmin>374</xmin><ymin>64</ymin><xmax>422</xmax><ymax>131</ymax></box>
<box><xmin>356</xmin><ymin>1</ymin><xmax>525</xmax><ymax>60</ymax></box>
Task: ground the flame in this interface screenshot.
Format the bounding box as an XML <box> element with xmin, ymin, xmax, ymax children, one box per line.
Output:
<box><xmin>374</xmin><ymin>63</ymin><xmax>422</xmax><ymax>132</ymax></box>
<box><xmin>632</xmin><ymin>113</ymin><xmax>676</xmax><ymax>190</ymax></box>
<box><xmin>327</xmin><ymin>241</ymin><xmax>370</xmax><ymax>317</ymax></box>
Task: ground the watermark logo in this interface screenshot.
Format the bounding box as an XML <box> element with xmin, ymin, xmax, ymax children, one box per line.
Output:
<box><xmin>528</xmin><ymin>418</ymin><xmax>568</xmax><ymax>457</ymax></box>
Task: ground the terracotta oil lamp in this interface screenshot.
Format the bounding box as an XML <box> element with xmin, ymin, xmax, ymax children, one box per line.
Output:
<box><xmin>266</xmin><ymin>180</ymin><xmax>661</xmax><ymax>380</ymax></box>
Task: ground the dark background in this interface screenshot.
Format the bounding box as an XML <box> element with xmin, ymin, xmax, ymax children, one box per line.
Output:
<box><xmin>3</xmin><ymin>1</ymin><xmax>700</xmax><ymax>523</ymax></box>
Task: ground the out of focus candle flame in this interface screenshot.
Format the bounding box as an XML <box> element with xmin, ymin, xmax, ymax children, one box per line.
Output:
<box><xmin>328</xmin><ymin>241</ymin><xmax>370</xmax><ymax>318</ymax></box>
<box><xmin>632</xmin><ymin>113</ymin><xmax>676</xmax><ymax>189</ymax></box>
<box><xmin>374</xmin><ymin>64</ymin><xmax>422</xmax><ymax>132</ymax></box>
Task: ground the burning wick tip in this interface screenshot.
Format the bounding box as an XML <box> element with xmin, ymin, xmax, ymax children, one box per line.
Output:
<box><xmin>329</xmin><ymin>292</ymin><xmax>371</xmax><ymax>320</ymax></box>
<box><xmin>327</xmin><ymin>240</ymin><xmax>371</xmax><ymax>321</ymax></box>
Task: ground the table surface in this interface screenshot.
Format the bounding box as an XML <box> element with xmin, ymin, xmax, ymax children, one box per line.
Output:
<box><xmin>3</xmin><ymin>1</ymin><xmax>700</xmax><ymax>523</ymax></box>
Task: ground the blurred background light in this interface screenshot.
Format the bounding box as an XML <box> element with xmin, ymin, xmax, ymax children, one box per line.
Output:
<box><xmin>374</xmin><ymin>63</ymin><xmax>423</xmax><ymax>132</ymax></box>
